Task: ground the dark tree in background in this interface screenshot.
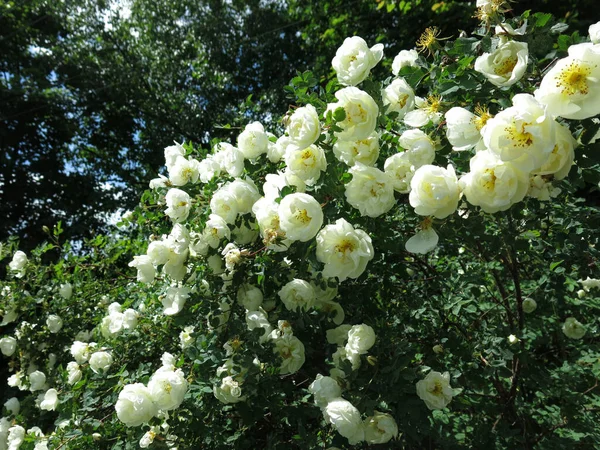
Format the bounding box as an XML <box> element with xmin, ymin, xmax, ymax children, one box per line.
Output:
<box><xmin>1</xmin><ymin>0</ymin><xmax>595</xmax><ymax>250</ymax></box>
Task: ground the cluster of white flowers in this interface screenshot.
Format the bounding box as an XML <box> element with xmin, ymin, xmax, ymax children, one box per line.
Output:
<box><xmin>100</xmin><ymin>302</ymin><xmax>138</xmax><ymax>338</ymax></box>
<box><xmin>309</xmin><ymin>372</ymin><xmax>398</xmax><ymax>445</ymax></box>
<box><xmin>116</xmin><ymin>353</ymin><xmax>188</xmax><ymax>427</ymax></box>
<box><xmin>2</xmin><ymin>17</ymin><xmax>599</xmax><ymax>450</ymax></box>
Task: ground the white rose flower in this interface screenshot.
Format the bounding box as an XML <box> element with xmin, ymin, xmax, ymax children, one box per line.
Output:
<box><xmin>392</xmin><ymin>49</ymin><xmax>419</xmax><ymax>75</ymax></box>
<box><xmin>0</xmin><ymin>336</ymin><xmax>17</xmax><ymax>356</ymax></box>
<box><xmin>459</xmin><ymin>150</ymin><xmax>529</xmax><ymax>213</ymax></box>
<box><xmin>273</xmin><ymin>334</ymin><xmax>305</xmax><ymax>374</ymax></box>
<box><xmin>4</xmin><ymin>397</ymin><xmax>19</xmax><ymax>415</ymax></box>
<box><xmin>164</xmin><ymin>143</ymin><xmax>185</xmax><ymax>170</ymax></box>
<box><xmin>213</xmin><ymin>142</ymin><xmax>244</xmax><ymax>178</ymax></box>
<box><xmin>482</xmin><ymin>94</ymin><xmax>556</xmax><ymax>172</ymax></box>
<box><xmin>531</xmin><ymin>122</ymin><xmax>576</xmax><ymax>180</ymax></box>
<box><xmin>444</xmin><ymin>107</ymin><xmax>486</xmax><ymax>151</ymax></box>
<box><xmin>70</xmin><ymin>341</ymin><xmax>93</xmax><ymax>364</ymax></box>
<box><xmin>416</xmin><ymin>371</ymin><xmax>454</xmax><ymax>410</ymax></box>
<box><xmin>148</xmin><ymin>367</ymin><xmax>188</xmax><ymax>411</ymax></box>
<box><xmin>410</xmin><ymin>165</ymin><xmax>460</xmax><ymax>219</ymax></box>
<box><xmin>89</xmin><ymin>351</ymin><xmax>113</xmax><ymax>374</ymax></box>
<box><xmin>228</xmin><ymin>178</ymin><xmax>261</xmax><ymax>215</ymax></box>
<box><xmin>332</xmin><ymin>36</ymin><xmax>384</xmax><ymax>86</ymax></box>
<box><xmin>149</xmin><ymin>174</ymin><xmax>169</xmax><ymax>189</ymax></box>
<box><xmin>29</xmin><ymin>371</ymin><xmax>46</xmax><ymax>391</ymax></box>
<box><xmin>252</xmin><ymin>197</ymin><xmax>292</xmax><ymax>252</ymax></box>
<box><xmin>146</xmin><ymin>240</ymin><xmax>170</xmax><ymax>265</ymax></box>
<box><xmin>238</xmin><ymin>121</ymin><xmax>268</xmax><ymax>160</ymax></box>
<box><xmin>8</xmin><ymin>251</ymin><xmax>28</xmax><ymax>278</ymax></box>
<box><xmin>345</xmin><ymin>324</ymin><xmax>376</xmax><ymax>356</ymax></box>
<box><xmin>285</xmin><ymin>144</ymin><xmax>327</xmax><ymax>186</ymax></box>
<box><xmin>474</xmin><ymin>40</ymin><xmax>528</xmax><ymax>87</ymax></box>
<box><xmin>197</xmin><ymin>154</ymin><xmax>222</xmax><ymax>183</ymax></box>
<box><xmin>316</xmin><ymin>219</ymin><xmax>374</xmax><ymax>282</ymax></box>
<box><xmin>286</xmin><ymin>104</ymin><xmax>321</xmax><ymax>150</ymax></box>
<box><xmin>267</xmin><ymin>135</ymin><xmax>290</xmax><ymax>163</ymax></box>
<box><xmin>399</xmin><ymin>129</ymin><xmax>435</xmax><ymax>168</ymax></box>
<box><xmin>162</xmin><ymin>286</ymin><xmax>191</xmax><ymax>316</ymax></box>
<box><xmin>535</xmin><ymin>43</ymin><xmax>600</xmax><ymax>120</ymax></box>
<box><xmin>210</xmin><ymin>187</ymin><xmax>239</xmax><ymax>224</ymax></box>
<box><xmin>222</xmin><ymin>243</ymin><xmax>242</xmax><ymax>272</ymax></box>
<box><xmin>179</xmin><ymin>325</ymin><xmax>195</xmax><ymax>350</ymax></box>
<box><xmin>214</xmin><ymin>376</ymin><xmax>245</xmax><ymax>404</ymax></box>
<box><xmin>324</xmin><ymin>398</ymin><xmax>365</xmax><ymax>444</ymax></box>
<box><xmin>128</xmin><ymin>255</ymin><xmax>156</xmax><ymax>283</ymax></box>
<box><xmin>164</xmin><ymin>188</ymin><xmax>191</xmax><ymax>223</ymax></box>
<box><xmin>382</xmin><ymin>77</ymin><xmax>415</xmax><ymax>119</ymax></box>
<box><xmin>39</xmin><ymin>388</ymin><xmax>58</xmax><ymax>411</ymax></box>
<box><xmin>384</xmin><ymin>152</ymin><xmax>415</xmax><ymax>193</ymax></box>
<box><xmin>580</xmin><ymin>277</ymin><xmax>600</xmax><ymax>292</ymax></box>
<box><xmin>364</xmin><ymin>411</ymin><xmax>399</xmax><ymax>444</ymax></box>
<box><xmin>326</xmin><ymin>324</ymin><xmax>352</xmax><ymax>346</ymax></box>
<box><xmin>122</xmin><ymin>309</ymin><xmax>138</xmax><ymax>330</ymax></box>
<box><xmin>237</xmin><ymin>284</ymin><xmax>263</xmax><ymax>311</ymax></box>
<box><xmin>168</xmin><ymin>155</ymin><xmax>200</xmax><ymax>186</ymax></box>
<box><xmin>59</xmin><ymin>283</ymin><xmax>73</xmax><ymax>300</ymax></box>
<box><xmin>308</xmin><ymin>374</ymin><xmax>342</xmax><ymax>408</ymax></box>
<box><xmin>46</xmin><ymin>315</ymin><xmax>63</xmax><ymax>333</ymax></box>
<box><xmin>100</xmin><ymin>309</ymin><xmax>125</xmax><ymax>338</ymax></box>
<box><xmin>7</xmin><ymin>371</ymin><xmax>24</xmax><ymax>390</ymax></box>
<box><xmin>278</xmin><ymin>193</ymin><xmax>323</xmax><ymax>242</ymax></box>
<box><xmin>327</xmin><ymin>87</ymin><xmax>379</xmax><ymax>141</ymax></box>
<box><xmin>589</xmin><ymin>21</ymin><xmax>600</xmax><ymax>44</ymax></box>
<box><xmin>345</xmin><ymin>164</ymin><xmax>396</xmax><ymax>218</ymax></box>
<box><xmin>245</xmin><ymin>308</ymin><xmax>273</xmax><ymax>343</ymax></box>
<box><xmin>7</xmin><ymin>425</ymin><xmax>25</xmax><ymax>450</ymax></box>
<box><xmin>279</xmin><ymin>279</ymin><xmax>316</xmax><ymax>312</ymax></box>
<box><xmin>404</xmin><ymin>95</ymin><xmax>443</xmax><ymax>128</ymax></box>
<box><xmin>139</xmin><ymin>426</ymin><xmax>160</xmax><ymax>449</ymax></box>
<box><xmin>115</xmin><ymin>383</ymin><xmax>158</xmax><ymax>427</ymax></box>
<box><xmin>333</xmin><ymin>133</ymin><xmax>380</xmax><ymax>167</ymax></box>
<box><xmin>563</xmin><ymin>317</ymin><xmax>586</xmax><ymax>340</ymax></box>
<box><xmin>66</xmin><ymin>362</ymin><xmax>82</xmax><ymax>385</ymax></box>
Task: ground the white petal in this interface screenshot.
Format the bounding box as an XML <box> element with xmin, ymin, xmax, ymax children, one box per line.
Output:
<box><xmin>405</xmin><ymin>228</ymin><xmax>439</xmax><ymax>254</ymax></box>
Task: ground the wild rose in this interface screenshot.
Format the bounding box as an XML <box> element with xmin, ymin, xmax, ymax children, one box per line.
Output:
<box><xmin>316</xmin><ymin>219</ymin><xmax>374</xmax><ymax>282</ymax></box>
<box><xmin>327</xmin><ymin>87</ymin><xmax>378</xmax><ymax>141</ymax></box>
<box><xmin>115</xmin><ymin>383</ymin><xmax>158</xmax><ymax>427</ymax></box>
<box><xmin>278</xmin><ymin>193</ymin><xmax>323</xmax><ymax>242</ymax></box>
<box><xmin>332</xmin><ymin>36</ymin><xmax>384</xmax><ymax>86</ymax></box>
<box><xmin>345</xmin><ymin>164</ymin><xmax>395</xmax><ymax>218</ymax></box>
<box><xmin>333</xmin><ymin>133</ymin><xmax>380</xmax><ymax>167</ymax></box>
<box><xmin>416</xmin><ymin>371</ymin><xmax>454</xmax><ymax>410</ymax></box>
<box><xmin>285</xmin><ymin>104</ymin><xmax>321</xmax><ymax>150</ymax></box>
<box><xmin>474</xmin><ymin>40</ymin><xmax>528</xmax><ymax>87</ymax></box>
<box><xmin>409</xmin><ymin>165</ymin><xmax>460</xmax><ymax>219</ymax></box>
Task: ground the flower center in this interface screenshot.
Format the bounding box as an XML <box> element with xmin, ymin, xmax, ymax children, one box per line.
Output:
<box><xmin>505</xmin><ymin>122</ymin><xmax>533</xmax><ymax>148</ymax></box>
<box><xmin>425</xmin><ymin>95</ymin><xmax>442</xmax><ymax>114</ymax></box>
<box><xmin>556</xmin><ymin>61</ymin><xmax>592</xmax><ymax>96</ymax></box>
<box><xmin>431</xmin><ymin>381</ymin><xmax>443</xmax><ymax>395</ymax></box>
<box><xmin>335</xmin><ymin>239</ymin><xmax>355</xmax><ymax>254</ymax></box>
<box><xmin>473</xmin><ymin>105</ymin><xmax>493</xmax><ymax>131</ymax></box>
<box><xmin>294</xmin><ymin>208</ymin><xmax>311</xmax><ymax>224</ymax></box>
<box><xmin>482</xmin><ymin>168</ymin><xmax>497</xmax><ymax>191</ymax></box>
<box><xmin>493</xmin><ymin>55</ymin><xmax>518</xmax><ymax>76</ymax></box>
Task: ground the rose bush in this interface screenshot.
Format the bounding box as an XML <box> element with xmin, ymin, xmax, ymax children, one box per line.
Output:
<box><xmin>1</xmin><ymin>5</ymin><xmax>600</xmax><ymax>450</ymax></box>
